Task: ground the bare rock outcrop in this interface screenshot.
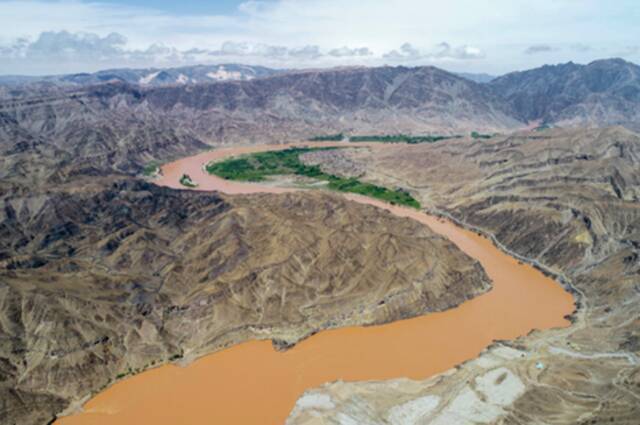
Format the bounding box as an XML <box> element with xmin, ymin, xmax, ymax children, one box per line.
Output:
<box><xmin>292</xmin><ymin>126</ymin><xmax>640</xmax><ymax>424</ymax></box>
<box><xmin>0</xmin><ymin>179</ymin><xmax>490</xmax><ymax>424</ymax></box>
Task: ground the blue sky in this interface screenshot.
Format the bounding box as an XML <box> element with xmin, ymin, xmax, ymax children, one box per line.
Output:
<box><xmin>94</xmin><ymin>0</ymin><xmax>245</xmax><ymax>15</ymax></box>
<box><xmin>0</xmin><ymin>0</ymin><xmax>639</xmax><ymax>75</ymax></box>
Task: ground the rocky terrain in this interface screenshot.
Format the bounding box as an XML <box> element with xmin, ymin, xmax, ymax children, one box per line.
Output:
<box><xmin>0</xmin><ymin>87</ymin><xmax>209</xmax><ymax>184</ymax></box>
<box><xmin>489</xmin><ymin>58</ymin><xmax>640</xmax><ymax>131</ymax></box>
<box><xmin>0</xmin><ymin>64</ymin><xmax>280</xmax><ymax>88</ymax></box>
<box><xmin>0</xmin><ymin>65</ymin><xmax>524</xmax><ymax>147</ymax></box>
<box><xmin>3</xmin><ymin>59</ymin><xmax>640</xmax><ymax>149</ymax></box>
<box><xmin>1</xmin><ymin>65</ymin><xmax>495</xmax><ymax>88</ymax></box>
<box><xmin>0</xmin><ymin>175</ymin><xmax>490</xmax><ymax>424</ymax></box>
<box><xmin>288</xmin><ymin>126</ymin><xmax>640</xmax><ymax>424</ymax></box>
<box><xmin>456</xmin><ymin>72</ymin><xmax>497</xmax><ymax>83</ymax></box>
<box><xmin>143</xmin><ymin>65</ymin><xmax>522</xmax><ymax>139</ymax></box>
<box><xmin>2</xmin><ymin>59</ymin><xmax>640</xmax><ymax>425</ymax></box>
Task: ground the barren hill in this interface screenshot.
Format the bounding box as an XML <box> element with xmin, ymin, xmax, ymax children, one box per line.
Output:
<box><xmin>490</xmin><ymin>58</ymin><xmax>640</xmax><ymax>130</ymax></box>
<box><xmin>0</xmin><ymin>66</ymin><xmax>525</xmax><ymax>151</ymax></box>
<box><xmin>290</xmin><ymin>126</ymin><xmax>640</xmax><ymax>424</ymax></box>
<box><xmin>0</xmin><ymin>179</ymin><xmax>489</xmax><ymax>424</ymax></box>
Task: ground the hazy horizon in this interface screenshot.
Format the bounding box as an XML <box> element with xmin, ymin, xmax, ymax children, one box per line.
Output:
<box><xmin>0</xmin><ymin>56</ymin><xmax>636</xmax><ymax>80</ymax></box>
<box><xmin>1</xmin><ymin>0</ymin><xmax>638</xmax><ymax>76</ymax></box>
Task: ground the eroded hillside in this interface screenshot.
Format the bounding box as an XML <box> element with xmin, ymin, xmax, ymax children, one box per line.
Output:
<box><xmin>490</xmin><ymin>59</ymin><xmax>640</xmax><ymax>130</ymax></box>
<box><xmin>290</xmin><ymin>127</ymin><xmax>640</xmax><ymax>424</ymax></box>
<box><xmin>0</xmin><ymin>179</ymin><xmax>489</xmax><ymax>424</ymax></box>
<box><xmin>2</xmin><ymin>62</ymin><xmax>640</xmax><ymax>425</ymax></box>
<box><xmin>0</xmin><ymin>65</ymin><xmax>524</xmax><ymax>148</ymax></box>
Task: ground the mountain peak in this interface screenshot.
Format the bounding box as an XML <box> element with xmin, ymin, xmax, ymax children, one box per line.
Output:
<box><xmin>489</xmin><ymin>58</ymin><xmax>640</xmax><ymax>129</ymax></box>
<box><xmin>587</xmin><ymin>57</ymin><xmax>635</xmax><ymax>67</ymax></box>
<box><xmin>0</xmin><ymin>64</ymin><xmax>283</xmax><ymax>88</ymax></box>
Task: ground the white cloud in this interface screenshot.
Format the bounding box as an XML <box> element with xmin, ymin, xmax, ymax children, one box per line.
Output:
<box><xmin>0</xmin><ymin>30</ymin><xmax>378</xmax><ymax>73</ymax></box>
<box><xmin>289</xmin><ymin>45</ymin><xmax>322</xmax><ymax>59</ymax></box>
<box><xmin>432</xmin><ymin>42</ymin><xmax>484</xmax><ymax>60</ymax></box>
<box><xmin>0</xmin><ymin>31</ymin><xmax>187</xmax><ymax>73</ymax></box>
<box><xmin>0</xmin><ymin>0</ymin><xmax>638</xmax><ymax>74</ymax></box>
<box><xmin>208</xmin><ymin>41</ymin><xmax>324</xmax><ymax>59</ymax></box>
<box><xmin>250</xmin><ymin>44</ymin><xmax>289</xmax><ymax>58</ymax></box>
<box><xmin>571</xmin><ymin>43</ymin><xmax>594</xmax><ymax>53</ymax></box>
<box><xmin>524</xmin><ymin>44</ymin><xmax>557</xmax><ymax>55</ymax></box>
<box><xmin>218</xmin><ymin>41</ymin><xmax>252</xmax><ymax>56</ymax></box>
<box><xmin>383</xmin><ymin>43</ymin><xmax>421</xmax><ymax>61</ymax></box>
<box><xmin>383</xmin><ymin>42</ymin><xmax>484</xmax><ymax>62</ymax></box>
<box><xmin>617</xmin><ymin>45</ymin><xmax>640</xmax><ymax>58</ymax></box>
<box><xmin>328</xmin><ymin>47</ymin><xmax>372</xmax><ymax>57</ymax></box>
<box><xmin>23</xmin><ymin>31</ymin><xmax>127</xmax><ymax>60</ymax></box>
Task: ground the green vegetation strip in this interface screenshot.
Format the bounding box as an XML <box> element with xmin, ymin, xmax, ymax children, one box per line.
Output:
<box><xmin>206</xmin><ymin>148</ymin><xmax>421</xmax><ymax>209</ymax></box>
<box><xmin>308</xmin><ymin>133</ymin><xmax>344</xmax><ymax>141</ymax></box>
<box><xmin>143</xmin><ymin>161</ymin><xmax>160</xmax><ymax>176</ymax></box>
<box><xmin>349</xmin><ymin>134</ymin><xmax>461</xmax><ymax>144</ymax></box>
<box><xmin>470</xmin><ymin>131</ymin><xmax>493</xmax><ymax>139</ymax></box>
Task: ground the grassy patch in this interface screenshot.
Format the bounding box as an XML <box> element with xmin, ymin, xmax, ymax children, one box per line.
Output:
<box><xmin>179</xmin><ymin>174</ymin><xmax>198</xmax><ymax>188</ymax></box>
<box><xmin>349</xmin><ymin>134</ymin><xmax>460</xmax><ymax>144</ymax></box>
<box><xmin>470</xmin><ymin>131</ymin><xmax>493</xmax><ymax>139</ymax></box>
<box><xmin>309</xmin><ymin>133</ymin><xmax>344</xmax><ymax>141</ymax></box>
<box><xmin>206</xmin><ymin>148</ymin><xmax>421</xmax><ymax>209</ymax></box>
<box><xmin>206</xmin><ymin>148</ymin><xmax>326</xmax><ymax>182</ymax></box>
<box><xmin>326</xmin><ymin>177</ymin><xmax>420</xmax><ymax>208</ymax></box>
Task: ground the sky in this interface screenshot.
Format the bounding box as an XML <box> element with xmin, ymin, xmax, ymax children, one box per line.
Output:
<box><xmin>1</xmin><ymin>0</ymin><xmax>639</xmax><ymax>76</ymax></box>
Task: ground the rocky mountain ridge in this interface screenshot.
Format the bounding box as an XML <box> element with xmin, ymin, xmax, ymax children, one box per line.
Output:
<box><xmin>2</xmin><ymin>58</ymin><xmax>640</xmax><ymax>425</ymax></box>
<box><xmin>0</xmin><ymin>64</ymin><xmax>281</xmax><ymax>88</ymax></box>
<box><xmin>489</xmin><ymin>58</ymin><xmax>640</xmax><ymax>130</ymax></box>
<box><xmin>0</xmin><ymin>179</ymin><xmax>490</xmax><ymax>425</ymax></box>
<box><xmin>289</xmin><ymin>126</ymin><xmax>640</xmax><ymax>424</ymax></box>
<box><xmin>3</xmin><ymin>59</ymin><xmax>640</xmax><ymax>148</ymax></box>
<box><xmin>0</xmin><ymin>65</ymin><xmax>523</xmax><ymax>153</ymax></box>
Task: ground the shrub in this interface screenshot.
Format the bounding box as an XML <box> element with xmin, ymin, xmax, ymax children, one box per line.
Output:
<box><xmin>179</xmin><ymin>174</ymin><xmax>198</xmax><ymax>188</ymax></box>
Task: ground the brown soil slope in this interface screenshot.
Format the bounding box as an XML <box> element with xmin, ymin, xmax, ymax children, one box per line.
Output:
<box><xmin>291</xmin><ymin>127</ymin><xmax>640</xmax><ymax>424</ymax></box>
<box><xmin>0</xmin><ymin>180</ymin><xmax>489</xmax><ymax>425</ymax></box>
<box><xmin>0</xmin><ymin>66</ymin><xmax>523</xmax><ymax>149</ymax></box>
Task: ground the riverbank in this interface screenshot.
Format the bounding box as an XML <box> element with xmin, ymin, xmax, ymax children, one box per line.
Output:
<box><xmin>283</xmin><ymin>127</ymin><xmax>640</xmax><ymax>424</ymax></box>
<box><xmin>56</xmin><ymin>142</ymin><xmax>574</xmax><ymax>425</ymax></box>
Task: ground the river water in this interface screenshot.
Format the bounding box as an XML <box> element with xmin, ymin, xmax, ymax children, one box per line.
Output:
<box><xmin>57</xmin><ymin>142</ymin><xmax>574</xmax><ymax>425</ymax></box>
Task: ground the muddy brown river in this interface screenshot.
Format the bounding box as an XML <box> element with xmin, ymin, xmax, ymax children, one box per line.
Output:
<box><xmin>57</xmin><ymin>142</ymin><xmax>575</xmax><ymax>425</ymax></box>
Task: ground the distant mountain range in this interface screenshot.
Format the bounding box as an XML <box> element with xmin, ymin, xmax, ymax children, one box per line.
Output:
<box><xmin>2</xmin><ymin>56</ymin><xmax>639</xmax><ymax>425</ymax></box>
<box><xmin>456</xmin><ymin>72</ymin><xmax>496</xmax><ymax>83</ymax></box>
<box><xmin>0</xmin><ymin>65</ymin><xmax>498</xmax><ymax>87</ymax></box>
<box><xmin>0</xmin><ymin>65</ymin><xmax>520</xmax><ymax>158</ymax></box>
<box><xmin>2</xmin><ymin>58</ymin><xmax>640</xmax><ymax>177</ymax></box>
<box><xmin>0</xmin><ymin>64</ymin><xmax>282</xmax><ymax>87</ymax></box>
<box><xmin>490</xmin><ymin>58</ymin><xmax>640</xmax><ymax>129</ymax></box>
<box><xmin>5</xmin><ymin>57</ymin><xmax>639</xmax><ymax>132</ymax></box>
